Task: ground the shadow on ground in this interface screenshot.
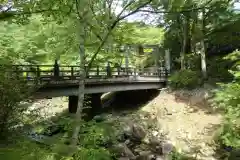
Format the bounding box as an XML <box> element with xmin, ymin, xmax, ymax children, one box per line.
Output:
<box><xmin>213</xmin><ymin>144</ymin><xmax>240</xmax><ymax>160</ymax></box>
<box><xmin>103</xmin><ymin>89</ymin><xmax>160</xmax><ymax>113</ymax></box>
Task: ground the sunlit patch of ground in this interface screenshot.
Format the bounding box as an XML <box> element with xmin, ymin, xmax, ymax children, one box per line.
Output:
<box><xmin>25</xmin><ymin>97</ymin><xmax>68</xmax><ymax>122</ymax></box>
<box><xmin>141</xmin><ymin>88</ymin><xmax>223</xmax><ymax>160</ymax></box>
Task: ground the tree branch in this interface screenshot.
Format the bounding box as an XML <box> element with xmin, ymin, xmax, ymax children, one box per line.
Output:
<box><xmin>118</xmin><ymin>0</ymin><xmax>153</xmax><ymax>21</ymax></box>
<box><xmin>86</xmin><ymin>21</ymin><xmax>103</xmax><ymax>41</ymax></box>
<box><xmin>76</xmin><ymin>0</ymin><xmax>103</xmax><ymax>41</ymax></box>
<box><xmin>138</xmin><ymin>0</ymin><xmax>214</xmax><ymax>14</ymax></box>
<box><xmin>87</xmin><ymin>0</ymin><xmax>154</xmax><ymax>70</ymax></box>
<box><xmin>0</xmin><ymin>9</ymin><xmax>59</xmax><ymax>20</ymax></box>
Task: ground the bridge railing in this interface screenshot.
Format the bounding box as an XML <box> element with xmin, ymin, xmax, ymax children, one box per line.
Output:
<box><xmin>2</xmin><ymin>65</ymin><xmax>169</xmax><ymax>81</ymax></box>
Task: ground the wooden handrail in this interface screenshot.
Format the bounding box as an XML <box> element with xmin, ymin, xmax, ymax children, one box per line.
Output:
<box><xmin>2</xmin><ymin>65</ymin><xmax>168</xmax><ymax>83</ymax></box>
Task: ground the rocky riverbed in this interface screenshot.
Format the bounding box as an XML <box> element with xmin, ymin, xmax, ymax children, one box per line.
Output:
<box><xmin>26</xmin><ymin>88</ymin><xmax>223</xmax><ymax>160</ymax></box>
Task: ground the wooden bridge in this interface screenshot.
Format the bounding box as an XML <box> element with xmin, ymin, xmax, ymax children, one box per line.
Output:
<box><xmin>3</xmin><ymin>64</ymin><xmax>168</xmax><ymax>98</ymax></box>
<box><xmin>3</xmin><ymin>64</ymin><xmax>169</xmax><ymax>114</ymax></box>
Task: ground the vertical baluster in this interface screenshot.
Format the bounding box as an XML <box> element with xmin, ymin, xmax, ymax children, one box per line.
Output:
<box><xmin>106</xmin><ymin>62</ymin><xmax>111</xmax><ymax>77</ymax></box>
<box><xmin>71</xmin><ymin>66</ymin><xmax>74</xmax><ymax>80</ymax></box>
<box><xmin>15</xmin><ymin>65</ymin><xmax>19</xmax><ymax>80</ymax></box>
<box><xmin>117</xmin><ymin>67</ymin><xmax>120</xmax><ymax>76</ymax></box>
<box><xmin>160</xmin><ymin>63</ymin><xmax>163</xmax><ymax>79</ymax></box>
<box><xmin>85</xmin><ymin>66</ymin><xmax>88</xmax><ymax>78</ymax></box>
<box><xmin>26</xmin><ymin>66</ymin><xmax>29</xmax><ymax>80</ymax></box>
<box><xmin>165</xmin><ymin>49</ymin><xmax>171</xmax><ymax>78</ymax></box>
<box><xmin>36</xmin><ymin>65</ymin><xmax>40</xmax><ymax>83</ymax></box>
<box><xmin>134</xmin><ymin>68</ymin><xmax>136</xmax><ymax>78</ymax></box>
<box><xmin>96</xmin><ymin>66</ymin><xmax>99</xmax><ymax>76</ymax></box>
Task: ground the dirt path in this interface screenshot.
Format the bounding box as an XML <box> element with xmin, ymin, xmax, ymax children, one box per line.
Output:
<box><xmin>141</xmin><ymin>88</ymin><xmax>223</xmax><ymax>160</ymax></box>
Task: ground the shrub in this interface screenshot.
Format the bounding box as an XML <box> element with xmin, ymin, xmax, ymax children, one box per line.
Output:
<box><xmin>74</xmin><ymin>147</ymin><xmax>112</xmax><ymax>160</ymax></box>
<box><xmin>169</xmin><ymin>69</ymin><xmax>203</xmax><ymax>89</ymax></box>
<box><xmin>49</xmin><ymin>116</ymin><xmax>117</xmax><ymax>159</ymax></box>
<box><xmin>0</xmin><ymin>65</ymin><xmax>32</xmax><ymax>140</ymax></box>
<box><xmin>0</xmin><ymin>138</ymin><xmax>55</xmax><ymax>160</ymax></box>
<box><xmin>207</xmin><ymin>57</ymin><xmax>234</xmax><ymax>82</ymax></box>
<box><xmin>211</xmin><ymin>81</ymin><xmax>240</xmax><ymax>149</ymax></box>
<box><xmin>211</xmin><ymin>50</ymin><xmax>240</xmax><ymax>149</ymax></box>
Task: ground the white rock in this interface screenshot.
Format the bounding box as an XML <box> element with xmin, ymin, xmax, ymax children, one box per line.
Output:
<box><xmin>152</xmin><ymin>131</ymin><xmax>158</xmax><ymax>136</ymax></box>
<box><xmin>161</xmin><ymin>142</ymin><xmax>173</xmax><ymax>154</ymax></box>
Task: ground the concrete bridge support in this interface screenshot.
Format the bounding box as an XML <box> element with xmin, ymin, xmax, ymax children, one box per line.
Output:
<box><xmin>68</xmin><ymin>93</ymin><xmax>102</xmax><ymax>120</ymax></box>
<box><xmin>68</xmin><ymin>95</ymin><xmax>78</xmax><ymax>113</ymax></box>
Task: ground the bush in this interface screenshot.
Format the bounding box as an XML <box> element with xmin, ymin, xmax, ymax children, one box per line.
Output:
<box><xmin>48</xmin><ymin>116</ymin><xmax>117</xmax><ymax>159</ymax></box>
<box><xmin>207</xmin><ymin>57</ymin><xmax>234</xmax><ymax>82</ymax></box>
<box><xmin>211</xmin><ymin>50</ymin><xmax>240</xmax><ymax>149</ymax></box>
<box><xmin>0</xmin><ymin>65</ymin><xmax>32</xmax><ymax>140</ymax></box>
<box><xmin>211</xmin><ymin>81</ymin><xmax>240</xmax><ymax>149</ymax></box>
<box><xmin>169</xmin><ymin>69</ymin><xmax>203</xmax><ymax>89</ymax></box>
<box><xmin>0</xmin><ymin>138</ymin><xmax>55</xmax><ymax>160</ymax></box>
<box><xmin>74</xmin><ymin>147</ymin><xmax>112</xmax><ymax>160</ymax></box>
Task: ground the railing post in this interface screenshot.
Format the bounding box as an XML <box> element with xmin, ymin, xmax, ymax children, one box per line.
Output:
<box><xmin>36</xmin><ymin>66</ymin><xmax>40</xmax><ymax>77</ymax></box>
<box><xmin>134</xmin><ymin>68</ymin><xmax>137</xmax><ymax>77</ymax></box>
<box><xmin>126</xmin><ymin>67</ymin><xmax>129</xmax><ymax>76</ymax></box>
<box><xmin>117</xmin><ymin>67</ymin><xmax>120</xmax><ymax>76</ymax></box>
<box><xmin>53</xmin><ymin>60</ymin><xmax>60</xmax><ymax>78</ymax></box>
<box><xmin>26</xmin><ymin>70</ymin><xmax>29</xmax><ymax>80</ymax></box>
<box><xmin>106</xmin><ymin>62</ymin><xmax>111</xmax><ymax>77</ymax></box>
<box><xmin>165</xmin><ymin>49</ymin><xmax>171</xmax><ymax>74</ymax></box>
<box><xmin>15</xmin><ymin>66</ymin><xmax>20</xmax><ymax>80</ymax></box>
<box><xmin>71</xmin><ymin>66</ymin><xmax>74</xmax><ymax>79</ymax></box>
<box><xmin>96</xmin><ymin>66</ymin><xmax>99</xmax><ymax>76</ymax></box>
<box><xmin>85</xmin><ymin>66</ymin><xmax>88</xmax><ymax>78</ymax></box>
<box><xmin>36</xmin><ymin>66</ymin><xmax>40</xmax><ymax>83</ymax></box>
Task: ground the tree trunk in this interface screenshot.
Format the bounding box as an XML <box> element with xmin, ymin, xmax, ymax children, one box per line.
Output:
<box><xmin>71</xmin><ymin>22</ymin><xmax>86</xmax><ymax>145</ymax></box>
<box><xmin>192</xmin><ymin>13</ymin><xmax>197</xmax><ymax>54</ymax></box>
<box><xmin>181</xmin><ymin>14</ymin><xmax>191</xmax><ymax>70</ymax></box>
<box><xmin>71</xmin><ymin>0</ymin><xmax>87</xmax><ymax>144</ymax></box>
<box><xmin>200</xmin><ymin>9</ymin><xmax>207</xmax><ymax>79</ymax></box>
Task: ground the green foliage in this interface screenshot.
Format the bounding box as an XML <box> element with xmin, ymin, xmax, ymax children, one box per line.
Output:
<box><xmin>169</xmin><ymin>69</ymin><xmax>203</xmax><ymax>89</ymax></box>
<box><xmin>0</xmin><ymin>16</ymin><xmax>79</xmax><ymax>65</ymax></box>
<box><xmin>212</xmin><ymin>82</ymin><xmax>240</xmax><ymax>148</ymax></box>
<box><xmin>0</xmin><ymin>65</ymin><xmax>32</xmax><ymax>139</ymax></box>
<box><xmin>0</xmin><ymin>116</ymin><xmax>117</xmax><ymax>160</ymax></box>
<box><xmin>79</xmin><ymin>121</ymin><xmax>118</xmax><ymax>147</ymax></box>
<box><xmin>46</xmin><ymin>115</ymin><xmax>117</xmax><ymax>159</ymax></box>
<box><xmin>211</xmin><ymin>50</ymin><xmax>240</xmax><ymax>149</ymax></box>
<box><xmin>207</xmin><ymin>57</ymin><xmax>234</xmax><ymax>82</ymax></box>
<box><xmin>0</xmin><ymin>138</ymin><xmax>55</xmax><ymax>160</ymax></box>
<box><xmin>74</xmin><ymin>147</ymin><xmax>112</xmax><ymax>160</ymax></box>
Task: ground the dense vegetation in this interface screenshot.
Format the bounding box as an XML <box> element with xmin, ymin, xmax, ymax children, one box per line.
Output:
<box><xmin>0</xmin><ymin>0</ymin><xmax>240</xmax><ymax>159</ymax></box>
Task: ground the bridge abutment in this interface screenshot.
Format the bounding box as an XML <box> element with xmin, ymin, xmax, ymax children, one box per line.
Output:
<box><xmin>68</xmin><ymin>93</ymin><xmax>103</xmax><ymax>120</ymax></box>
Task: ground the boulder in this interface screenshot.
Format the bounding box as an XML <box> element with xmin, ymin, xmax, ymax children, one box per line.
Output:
<box><xmin>155</xmin><ymin>156</ymin><xmax>166</xmax><ymax>160</ymax></box>
<box><xmin>93</xmin><ymin>115</ymin><xmax>105</xmax><ymax>122</ymax></box>
<box><xmin>149</xmin><ymin>136</ymin><xmax>161</xmax><ymax>148</ymax></box>
<box><xmin>118</xmin><ymin>157</ymin><xmax>130</xmax><ymax>160</ymax></box>
<box><xmin>132</xmin><ymin>124</ymin><xmax>146</xmax><ymax>141</ymax></box>
<box><xmin>114</xmin><ymin>143</ymin><xmax>135</xmax><ymax>159</ymax></box>
<box><xmin>43</xmin><ymin>124</ymin><xmax>64</xmax><ymax>136</ymax></box>
<box><xmin>123</xmin><ymin>124</ymin><xmax>133</xmax><ymax>139</ymax></box>
<box><xmin>136</xmin><ymin>151</ymin><xmax>155</xmax><ymax>160</ymax></box>
<box><xmin>122</xmin><ymin>123</ymin><xmax>146</xmax><ymax>142</ymax></box>
<box><xmin>161</xmin><ymin>142</ymin><xmax>173</xmax><ymax>155</ymax></box>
